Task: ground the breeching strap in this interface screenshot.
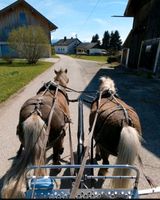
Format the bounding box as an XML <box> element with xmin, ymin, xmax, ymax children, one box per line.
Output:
<box><xmin>69</xmin><ymin>91</ymin><xmax>103</xmax><ymax>199</ymax></box>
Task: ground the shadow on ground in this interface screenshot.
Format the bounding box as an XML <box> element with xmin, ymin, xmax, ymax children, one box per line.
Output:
<box><xmin>79</xmin><ymin>65</ymin><xmax>160</xmax><ymax>158</ymax></box>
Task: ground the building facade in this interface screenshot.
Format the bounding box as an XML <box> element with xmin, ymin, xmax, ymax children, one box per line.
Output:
<box><xmin>54</xmin><ymin>37</ymin><xmax>81</xmax><ymax>54</ymax></box>
<box><xmin>0</xmin><ymin>0</ymin><xmax>57</xmax><ymax>58</ymax></box>
<box><xmin>123</xmin><ymin>0</ymin><xmax>160</xmax><ymax>74</ymax></box>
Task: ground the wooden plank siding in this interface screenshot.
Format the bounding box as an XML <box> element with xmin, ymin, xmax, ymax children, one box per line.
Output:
<box><xmin>123</xmin><ymin>0</ymin><xmax>160</xmax><ymax>73</ymax></box>
<box><xmin>0</xmin><ymin>0</ymin><xmax>57</xmax><ymax>58</ymax></box>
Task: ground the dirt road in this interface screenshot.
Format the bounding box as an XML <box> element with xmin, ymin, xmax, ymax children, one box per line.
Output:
<box><xmin>0</xmin><ymin>55</ymin><xmax>160</xmax><ymax>198</ymax></box>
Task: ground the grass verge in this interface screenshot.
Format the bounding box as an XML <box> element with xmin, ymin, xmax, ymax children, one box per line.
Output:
<box><xmin>69</xmin><ymin>54</ymin><xmax>108</xmax><ymax>63</ymax></box>
<box><xmin>0</xmin><ymin>60</ymin><xmax>53</xmax><ymax>103</ymax></box>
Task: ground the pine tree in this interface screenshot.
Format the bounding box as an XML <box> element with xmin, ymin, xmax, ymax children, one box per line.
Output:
<box><xmin>91</xmin><ymin>34</ymin><xmax>101</xmax><ymax>45</ymax></box>
<box><xmin>102</xmin><ymin>31</ymin><xmax>110</xmax><ymax>50</ymax></box>
<box><xmin>109</xmin><ymin>30</ymin><xmax>122</xmax><ymax>51</ymax></box>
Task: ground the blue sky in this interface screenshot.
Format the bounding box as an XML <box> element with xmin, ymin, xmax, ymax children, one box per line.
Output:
<box><xmin>0</xmin><ymin>0</ymin><xmax>133</xmax><ymax>43</ymax></box>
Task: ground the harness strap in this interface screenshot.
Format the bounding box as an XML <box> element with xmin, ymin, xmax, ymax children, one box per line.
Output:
<box><xmin>37</xmin><ymin>81</ymin><xmax>69</xmax><ymax>104</ymax></box>
<box><xmin>29</xmin><ymin>99</ymin><xmax>43</xmax><ymax>117</ymax></box>
<box><xmin>111</xmin><ymin>94</ymin><xmax>131</xmax><ymax>125</ymax></box>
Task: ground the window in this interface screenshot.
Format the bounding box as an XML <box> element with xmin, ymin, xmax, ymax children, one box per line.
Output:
<box><xmin>19</xmin><ymin>12</ymin><xmax>26</xmax><ymax>25</ymax></box>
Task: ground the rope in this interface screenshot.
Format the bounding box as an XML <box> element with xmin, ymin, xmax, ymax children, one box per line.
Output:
<box><xmin>69</xmin><ymin>91</ymin><xmax>103</xmax><ymax>199</ymax></box>
<box><xmin>111</xmin><ymin>94</ymin><xmax>130</xmax><ymax>124</ymax></box>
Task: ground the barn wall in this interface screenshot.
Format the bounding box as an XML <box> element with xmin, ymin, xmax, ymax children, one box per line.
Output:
<box><xmin>0</xmin><ymin>4</ymin><xmax>52</xmax><ymax>57</ymax></box>
<box><xmin>125</xmin><ymin>0</ymin><xmax>160</xmax><ymax>71</ymax></box>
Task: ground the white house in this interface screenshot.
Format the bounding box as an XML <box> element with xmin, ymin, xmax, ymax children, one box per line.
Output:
<box><xmin>76</xmin><ymin>42</ymin><xmax>106</xmax><ymax>55</ymax></box>
<box><xmin>54</xmin><ymin>37</ymin><xmax>81</xmax><ymax>54</ymax></box>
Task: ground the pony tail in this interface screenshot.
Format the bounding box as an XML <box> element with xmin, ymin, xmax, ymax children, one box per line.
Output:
<box><xmin>1</xmin><ymin>113</ymin><xmax>47</xmax><ymax>198</ymax></box>
<box><xmin>111</xmin><ymin>126</ymin><xmax>141</xmax><ymax>189</ymax></box>
<box><xmin>23</xmin><ymin>113</ymin><xmax>47</xmax><ymax>171</ymax></box>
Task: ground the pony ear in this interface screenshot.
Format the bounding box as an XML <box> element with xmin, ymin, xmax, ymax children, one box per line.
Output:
<box><xmin>54</xmin><ymin>69</ymin><xmax>58</xmax><ymax>75</ymax></box>
<box><xmin>65</xmin><ymin>69</ymin><xmax>68</xmax><ymax>73</ymax></box>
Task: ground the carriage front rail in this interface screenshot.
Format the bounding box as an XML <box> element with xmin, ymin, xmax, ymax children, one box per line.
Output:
<box><xmin>25</xmin><ymin>164</ymin><xmax>152</xmax><ymax>199</ymax></box>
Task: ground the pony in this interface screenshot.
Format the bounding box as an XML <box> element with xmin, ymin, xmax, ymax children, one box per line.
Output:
<box><xmin>1</xmin><ymin>68</ymin><xmax>70</xmax><ymax>198</ymax></box>
<box><xmin>89</xmin><ymin>76</ymin><xmax>142</xmax><ymax>189</ymax></box>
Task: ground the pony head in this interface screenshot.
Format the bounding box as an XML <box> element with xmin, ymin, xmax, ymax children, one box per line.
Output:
<box><xmin>99</xmin><ymin>76</ymin><xmax>117</xmax><ymax>95</ymax></box>
<box><xmin>54</xmin><ymin>68</ymin><xmax>69</xmax><ymax>87</ymax></box>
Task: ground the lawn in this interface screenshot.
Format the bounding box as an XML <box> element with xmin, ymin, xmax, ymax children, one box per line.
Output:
<box><xmin>0</xmin><ymin>60</ymin><xmax>53</xmax><ymax>103</ymax></box>
<box><xmin>69</xmin><ymin>54</ymin><xmax>108</xmax><ymax>63</ymax></box>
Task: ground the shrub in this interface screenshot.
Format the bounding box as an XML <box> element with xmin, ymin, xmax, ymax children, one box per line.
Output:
<box><xmin>107</xmin><ymin>55</ymin><xmax>121</xmax><ymax>63</ymax></box>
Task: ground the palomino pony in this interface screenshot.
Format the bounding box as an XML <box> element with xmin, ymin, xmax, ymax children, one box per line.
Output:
<box><xmin>1</xmin><ymin>69</ymin><xmax>70</xmax><ymax>198</ymax></box>
<box><xmin>89</xmin><ymin>76</ymin><xmax>142</xmax><ymax>189</ymax></box>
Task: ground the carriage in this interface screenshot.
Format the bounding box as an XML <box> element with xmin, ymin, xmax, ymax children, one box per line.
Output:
<box><xmin>1</xmin><ymin>69</ymin><xmax>160</xmax><ymax>199</ymax></box>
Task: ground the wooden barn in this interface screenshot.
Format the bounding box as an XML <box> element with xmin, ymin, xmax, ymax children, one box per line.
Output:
<box><xmin>122</xmin><ymin>0</ymin><xmax>160</xmax><ymax>74</ymax></box>
<box><xmin>0</xmin><ymin>0</ymin><xmax>57</xmax><ymax>58</ymax></box>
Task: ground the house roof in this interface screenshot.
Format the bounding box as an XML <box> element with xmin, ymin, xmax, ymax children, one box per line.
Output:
<box><xmin>76</xmin><ymin>42</ymin><xmax>98</xmax><ymax>50</ymax></box>
<box><xmin>54</xmin><ymin>38</ymin><xmax>81</xmax><ymax>46</ymax></box>
<box><xmin>0</xmin><ymin>0</ymin><xmax>58</xmax><ymax>31</ymax></box>
<box><xmin>124</xmin><ymin>0</ymin><xmax>151</xmax><ymax>16</ymax></box>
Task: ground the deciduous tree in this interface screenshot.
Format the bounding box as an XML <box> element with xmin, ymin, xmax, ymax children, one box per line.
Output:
<box><xmin>8</xmin><ymin>25</ymin><xmax>49</xmax><ymax>64</ymax></box>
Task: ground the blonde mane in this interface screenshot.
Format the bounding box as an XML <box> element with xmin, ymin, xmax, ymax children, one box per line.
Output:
<box><xmin>99</xmin><ymin>76</ymin><xmax>116</xmax><ymax>94</ymax></box>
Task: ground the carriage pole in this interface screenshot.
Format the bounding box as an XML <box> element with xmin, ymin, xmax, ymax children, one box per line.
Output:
<box><xmin>70</xmin><ymin>91</ymin><xmax>103</xmax><ymax>199</ymax></box>
<box><xmin>77</xmin><ymin>98</ymin><xmax>85</xmax><ymax>165</ymax></box>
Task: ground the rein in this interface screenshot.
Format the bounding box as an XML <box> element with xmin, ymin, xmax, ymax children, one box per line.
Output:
<box><xmin>45</xmin><ymin>84</ymin><xmax>59</xmax><ymax>136</ymax></box>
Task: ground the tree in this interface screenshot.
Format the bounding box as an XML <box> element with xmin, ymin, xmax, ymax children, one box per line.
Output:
<box><xmin>91</xmin><ymin>34</ymin><xmax>101</xmax><ymax>45</ymax></box>
<box><xmin>109</xmin><ymin>30</ymin><xmax>122</xmax><ymax>52</ymax></box>
<box><xmin>102</xmin><ymin>31</ymin><xmax>110</xmax><ymax>50</ymax></box>
<box><xmin>8</xmin><ymin>25</ymin><xmax>49</xmax><ymax>64</ymax></box>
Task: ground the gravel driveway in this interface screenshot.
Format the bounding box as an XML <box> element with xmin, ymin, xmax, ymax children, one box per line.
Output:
<box><xmin>0</xmin><ymin>55</ymin><xmax>160</xmax><ymax>198</ymax></box>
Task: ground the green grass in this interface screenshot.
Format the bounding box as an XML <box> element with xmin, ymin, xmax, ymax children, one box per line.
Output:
<box><xmin>0</xmin><ymin>60</ymin><xmax>53</xmax><ymax>103</ymax></box>
<box><xmin>52</xmin><ymin>54</ymin><xmax>60</xmax><ymax>58</ymax></box>
<box><xmin>69</xmin><ymin>54</ymin><xmax>108</xmax><ymax>62</ymax></box>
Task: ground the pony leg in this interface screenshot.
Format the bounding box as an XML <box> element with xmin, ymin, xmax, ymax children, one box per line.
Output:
<box><xmin>52</xmin><ymin>130</ymin><xmax>65</xmax><ymax>169</ymax></box>
<box><xmin>95</xmin><ymin>145</ymin><xmax>101</xmax><ymax>161</ymax></box>
<box><xmin>98</xmin><ymin>146</ymin><xmax>109</xmax><ymax>176</ymax></box>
